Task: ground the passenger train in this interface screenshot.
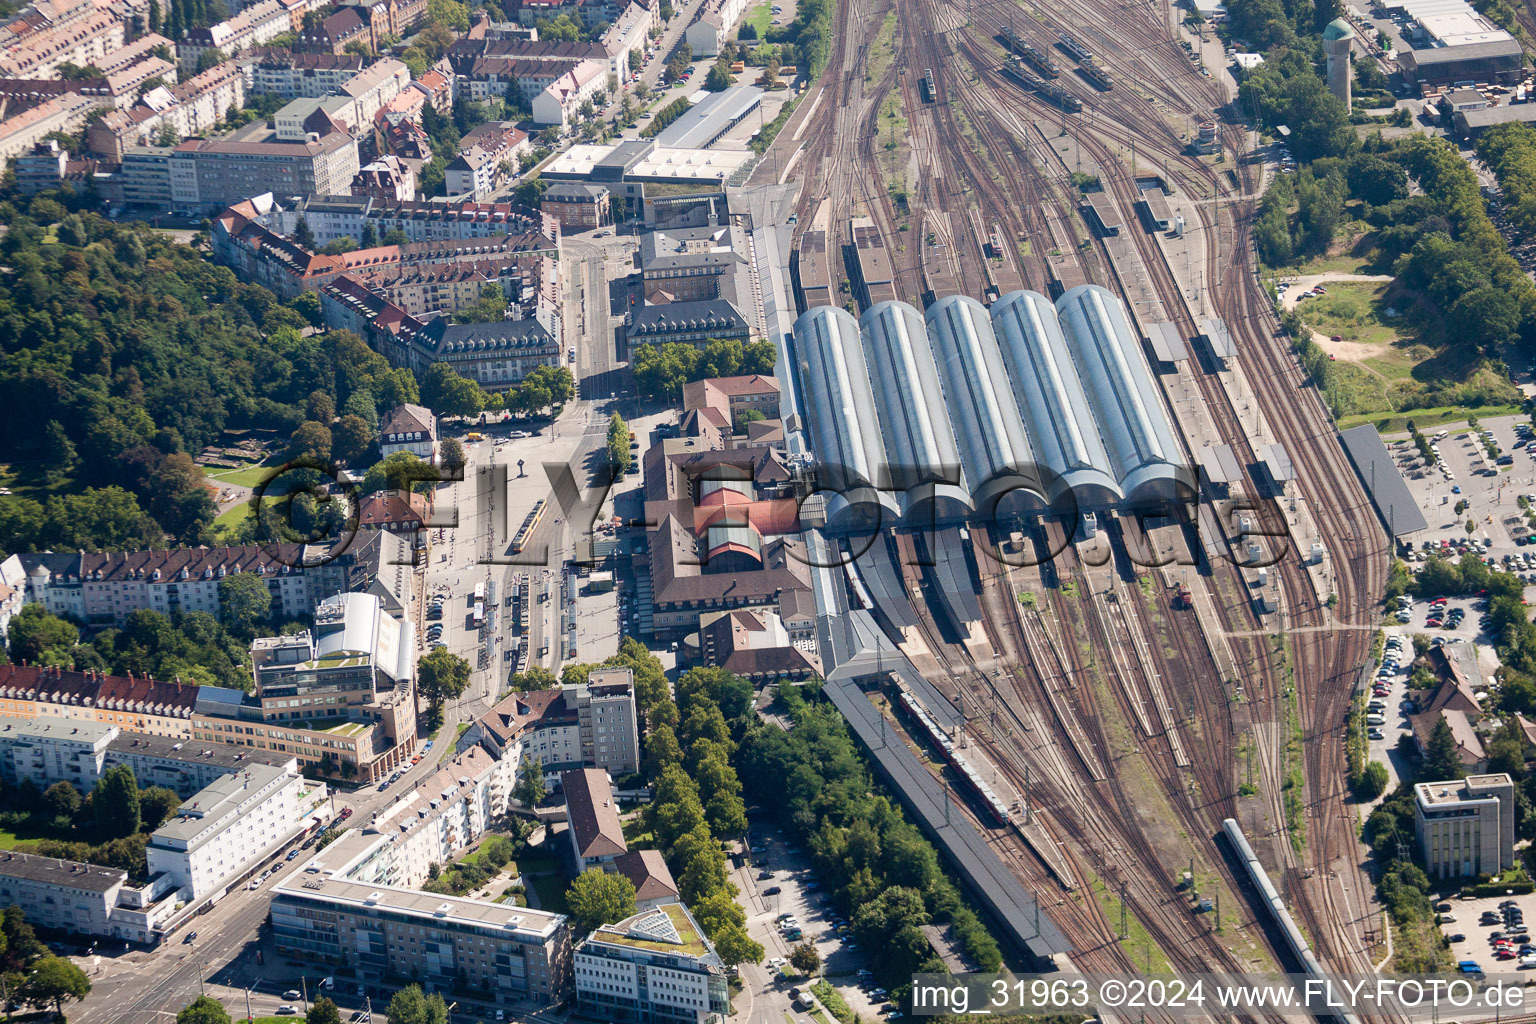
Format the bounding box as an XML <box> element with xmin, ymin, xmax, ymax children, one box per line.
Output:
<box><xmin>898</xmin><ymin>689</ymin><xmax>1012</xmax><ymax>827</ymax></box>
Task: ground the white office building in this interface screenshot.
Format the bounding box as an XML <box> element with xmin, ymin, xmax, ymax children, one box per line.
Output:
<box><xmin>147</xmin><ymin>762</ymin><xmax>328</xmax><ymax>902</ymax></box>
<box><xmin>574</xmin><ymin>904</ymin><xmax>730</xmax><ymax>1024</ymax></box>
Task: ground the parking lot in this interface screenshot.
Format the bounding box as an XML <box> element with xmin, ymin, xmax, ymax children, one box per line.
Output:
<box><xmin>741</xmin><ymin>826</ymin><xmax>897</xmax><ymax>1020</ymax></box>
<box><xmin>1389</xmin><ymin>414</ymin><xmax>1536</xmax><ymax>568</ymax></box>
<box><xmin>1441</xmin><ymin>893</ymin><xmax>1536</xmax><ymax>978</ymax></box>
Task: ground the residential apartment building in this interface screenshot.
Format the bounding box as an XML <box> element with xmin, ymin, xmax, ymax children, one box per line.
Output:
<box><xmin>568</xmin><ymin>669</ymin><xmax>640</xmax><ymax>775</ymax></box>
<box><xmin>269</xmin><ymin>750</ymin><xmax>571</xmax><ymax>1003</ymax></box>
<box><xmin>1415</xmin><ymin>773</ymin><xmax>1517</xmax><ymax>879</ymax></box>
<box><xmin>573</xmin><ymin>904</ymin><xmax>730</xmax><ymax>1024</ymax></box>
<box><xmin>562</xmin><ymin>768</ymin><xmax>625</xmax><ymax>873</ymax></box>
<box><xmin>0</xmin><ymin>712</ymin><xmax>297</xmax><ymax>796</ymax></box>
<box><xmin>270</xmin><ymin>836</ymin><xmax>571</xmax><ymax>1002</ymax></box>
<box><xmin>379</xmin><ymin>403</ymin><xmax>438</xmax><ymax>461</ymax></box>
<box><xmin>0</xmin><ymin>554</ymin><xmax>25</xmax><ymax>641</ymax></box>
<box><xmin>445</xmin><ymin>121</ymin><xmax>529</xmax><ymax>199</ymax></box>
<box><xmin>460</xmin><ymin>672</ymin><xmax>639</xmax><ymax>804</ymax></box>
<box><xmin>343</xmin><ymin>746</ymin><xmax>501</xmax><ymax>889</ymax></box>
<box><xmin>87</xmin><ymin>61</ymin><xmax>246</xmax><ymax>160</ymax></box>
<box><xmin>682</xmin><ymin>0</ymin><xmax>747</xmax><ymax>58</ymax></box>
<box><xmin>0</xmin><ymin>666</ymin><xmax>201</xmax><ymax>737</ymax></box>
<box><xmin>0</xmin><ymin>9</ymin><xmax>123</xmax><ymax>77</ymax></box>
<box><xmin>337</xmin><ymin>0</ymin><xmax>429</xmax><ymax>48</ymax></box>
<box><xmin>104</xmin><ymin>732</ymin><xmax>298</xmax><ymax>798</ymax></box>
<box><xmin>0</xmin><ymin>90</ymin><xmax>98</xmax><ymax>165</ymax></box>
<box><xmin>243</xmin><ymin>49</ymin><xmax>369</xmax><ymax>98</ymax></box>
<box><xmin>0</xmin><ymin>717</ymin><xmax>116</xmax><ymax>792</ymax></box>
<box><xmin>179</xmin><ymin>0</ymin><xmax>297</xmax><ymax>65</ymax></box>
<box><xmin>295</xmin><ymin>5</ymin><xmax>371</xmax><ymax>53</ymax></box>
<box><xmin>147</xmin><ymin>761</ymin><xmax>327</xmax><ymax>901</ymax></box>
<box><xmin>352</xmin><ymin>154</ymin><xmax>416</xmax><ymax>201</ymax></box>
<box><xmin>0</xmin><ymin>852</ymin><xmax>176</xmax><ymax>944</ymax></box>
<box><xmin>531</xmin><ymin>59</ymin><xmax>606</xmax><ymax>127</ymax></box>
<box><xmin>14</xmin><ymin>544</ymin><xmax>353</xmax><ymax>627</ymax></box>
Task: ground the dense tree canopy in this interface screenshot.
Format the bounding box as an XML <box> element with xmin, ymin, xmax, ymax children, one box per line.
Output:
<box><xmin>631</xmin><ymin>340</ymin><xmax>777</xmax><ymax>402</ymax></box>
<box><xmin>566</xmin><ymin>868</ymin><xmax>638</xmax><ymax>932</ymax></box>
<box><xmin>0</xmin><ymin>208</ymin><xmax>418</xmax><ymax>552</ymax></box>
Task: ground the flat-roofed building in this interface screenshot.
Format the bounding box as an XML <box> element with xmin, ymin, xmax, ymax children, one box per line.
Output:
<box><xmin>147</xmin><ymin>761</ymin><xmax>327</xmax><ymax>901</ymax></box>
<box><xmin>0</xmin><ymin>716</ymin><xmax>114</xmax><ymax>792</ymax></box>
<box><xmin>203</xmin><ymin>591</ymin><xmax>417</xmax><ymax>783</ymax></box>
<box><xmin>0</xmin><ymin>851</ymin><xmax>126</xmax><ymax>938</ymax></box>
<box><xmin>574</xmin><ymin>904</ymin><xmax>730</xmax><ymax>1024</ymax></box>
<box><xmin>269</xmin><ymin>815</ymin><xmax>572</xmax><ymax>1001</ymax></box>
<box><xmin>1415</xmin><ymin>773</ymin><xmax>1516</xmax><ymax>878</ymax></box>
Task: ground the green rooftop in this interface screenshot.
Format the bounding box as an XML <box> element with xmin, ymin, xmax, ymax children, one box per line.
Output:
<box><xmin>593</xmin><ymin>904</ymin><xmax>710</xmax><ymax>957</ymax></box>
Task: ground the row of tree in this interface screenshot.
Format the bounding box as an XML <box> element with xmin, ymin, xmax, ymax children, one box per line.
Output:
<box><xmin>738</xmin><ymin>684</ymin><xmax>1003</xmax><ymax>993</ymax></box>
<box><xmin>631</xmin><ymin>339</ymin><xmax>778</xmax><ymax>403</ymax></box>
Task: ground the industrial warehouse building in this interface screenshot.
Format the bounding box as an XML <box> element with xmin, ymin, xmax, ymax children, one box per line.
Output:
<box><xmin>791</xmin><ymin>285</ymin><xmax>1192</xmax><ymax>531</ymax></box>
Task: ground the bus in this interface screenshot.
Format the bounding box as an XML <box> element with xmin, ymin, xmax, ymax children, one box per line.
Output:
<box><xmin>472</xmin><ymin>601</ymin><xmax>485</xmax><ymax>627</ymax></box>
<box><xmin>473</xmin><ymin>581</ymin><xmax>486</xmax><ymax>604</ymax></box>
<box><xmin>465</xmin><ymin>432</ymin><xmax>484</xmax><ymax>442</ymax></box>
<box><xmin>512</xmin><ymin>499</ymin><xmax>547</xmax><ymax>554</ymax></box>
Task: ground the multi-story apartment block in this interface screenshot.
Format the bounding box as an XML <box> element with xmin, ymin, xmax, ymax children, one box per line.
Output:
<box><xmin>573</xmin><ymin>904</ymin><xmax>731</xmax><ymax>1024</ymax></box>
<box><xmin>15</xmin><ymin>544</ymin><xmax>353</xmax><ymax>627</ymax></box>
<box><xmin>343</xmin><ymin>746</ymin><xmax>501</xmax><ymax>889</ymax></box>
<box><xmin>352</xmin><ymin>154</ymin><xmax>417</xmax><ymax>202</ymax></box>
<box><xmin>0</xmin><ymin>90</ymin><xmax>98</xmax><ymax>164</ymax></box>
<box><xmin>0</xmin><ymin>852</ymin><xmax>179</xmax><ymax>945</ymax></box>
<box><xmin>445</xmin><ymin>121</ymin><xmax>529</xmax><ymax>199</ymax></box>
<box><xmin>178</xmin><ymin>0</ymin><xmax>295</xmax><ymax>64</ymax></box>
<box><xmin>460</xmin><ymin>671</ymin><xmax>640</xmax><ymax>781</ymax></box>
<box><xmin>0</xmin><ymin>712</ymin><xmax>295</xmax><ymax>795</ymax></box>
<box><xmin>531</xmin><ymin>59</ymin><xmax>606</xmax><ymax>127</ymax></box>
<box><xmin>1415</xmin><ymin>773</ymin><xmax>1517</xmax><ymax>879</ymax></box>
<box><xmin>104</xmin><ymin>731</ymin><xmax>297</xmax><ymax>797</ymax></box>
<box><xmin>0</xmin><ymin>9</ymin><xmax>123</xmax><ymax>78</ymax></box>
<box><xmin>196</xmin><ymin>591</ymin><xmax>416</xmax><ymax>783</ymax></box>
<box><xmin>243</xmin><ymin>49</ymin><xmax>369</xmax><ymax>97</ymax></box>
<box><xmin>87</xmin><ymin>61</ymin><xmax>246</xmax><ymax>160</ymax></box>
<box><xmin>294</xmin><ymin>5</ymin><xmax>370</xmax><ymax>53</ymax></box>
<box><xmin>270</xmin><ymin>749</ymin><xmax>570</xmax><ymax>1003</ymax></box>
<box><xmin>147</xmin><ymin>761</ymin><xmax>327</xmax><ymax>901</ymax></box>
<box><xmin>0</xmin><ymin>666</ymin><xmax>200</xmax><ymax>736</ymax></box>
<box><xmin>682</xmin><ymin>0</ymin><xmax>747</xmax><ymax>57</ymax></box>
<box><xmin>0</xmin><ymin>716</ymin><xmax>115</xmax><ymax>792</ymax></box>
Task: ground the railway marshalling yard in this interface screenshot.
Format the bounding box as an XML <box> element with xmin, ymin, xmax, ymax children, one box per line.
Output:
<box><xmin>747</xmin><ymin>0</ymin><xmax>1397</xmax><ymax>1011</ymax></box>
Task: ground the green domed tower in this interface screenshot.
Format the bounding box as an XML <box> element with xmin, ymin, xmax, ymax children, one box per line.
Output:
<box><xmin>1324</xmin><ymin>17</ymin><xmax>1356</xmax><ymax>105</ymax></box>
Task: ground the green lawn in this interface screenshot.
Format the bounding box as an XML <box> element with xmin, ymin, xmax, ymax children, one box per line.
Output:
<box><xmin>212</xmin><ymin>499</ymin><xmax>253</xmax><ymax>539</ymax></box>
<box><xmin>205</xmin><ymin>459</ymin><xmax>281</xmax><ymax>489</ymax></box>
<box><xmin>1300</xmin><ymin>282</ymin><xmax>1408</xmax><ymax>348</ymax></box>
<box><xmin>252</xmin><ymin>1016</ymin><xmax>306</xmax><ymax>1024</ymax></box>
<box><xmin>744</xmin><ymin>0</ymin><xmax>772</xmax><ymax>35</ymax></box>
<box><xmin>528</xmin><ymin>871</ymin><xmax>570</xmax><ymax>914</ymax></box>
